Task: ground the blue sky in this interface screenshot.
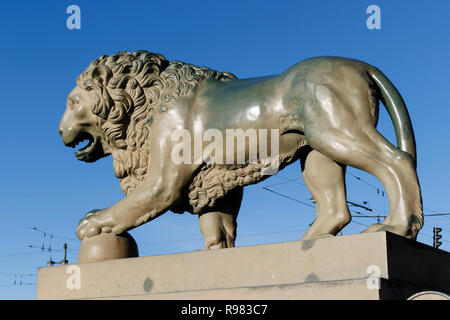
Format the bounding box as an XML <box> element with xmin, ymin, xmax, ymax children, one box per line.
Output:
<box><xmin>1</xmin><ymin>0</ymin><xmax>450</xmax><ymax>299</ymax></box>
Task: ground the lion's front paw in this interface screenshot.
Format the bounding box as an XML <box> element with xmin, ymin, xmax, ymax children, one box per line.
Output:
<box><xmin>76</xmin><ymin>209</ymin><xmax>113</xmax><ymax>241</ymax></box>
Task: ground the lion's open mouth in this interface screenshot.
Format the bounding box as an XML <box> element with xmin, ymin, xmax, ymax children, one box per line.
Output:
<box><xmin>68</xmin><ymin>132</ymin><xmax>104</xmax><ymax>162</ymax></box>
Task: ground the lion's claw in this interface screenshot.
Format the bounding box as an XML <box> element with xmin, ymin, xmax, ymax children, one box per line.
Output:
<box><xmin>76</xmin><ymin>209</ymin><xmax>106</xmax><ymax>241</ymax></box>
<box><xmin>76</xmin><ymin>220</ymin><xmax>101</xmax><ymax>240</ymax></box>
<box><xmin>78</xmin><ymin>209</ymin><xmax>102</xmax><ymax>224</ymax></box>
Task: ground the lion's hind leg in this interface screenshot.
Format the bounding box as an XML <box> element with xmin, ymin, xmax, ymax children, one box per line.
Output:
<box><xmin>198</xmin><ymin>187</ymin><xmax>243</xmax><ymax>249</ymax></box>
<box><xmin>300</xmin><ymin>148</ymin><xmax>351</xmax><ymax>240</ymax></box>
<box><xmin>301</xmin><ymin>82</ymin><xmax>422</xmax><ymax>239</ymax></box>
<box><xmin>305</xmin><ymin>123</ymin><xmax>422</xmax><ymax>240</ymax></box>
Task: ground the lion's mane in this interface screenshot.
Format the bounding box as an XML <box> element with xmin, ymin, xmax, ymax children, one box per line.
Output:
<box><xmin>76</xmin><ymin>51</ymin><xmax>247</xmax><ymax>210</ymax></box>
<box><xmin>76</xmin><ymin>50</ymin><xmax>289</xmax><ymax>214</ymax></box>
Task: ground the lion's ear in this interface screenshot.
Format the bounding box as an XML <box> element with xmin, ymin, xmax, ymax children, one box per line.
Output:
<box><xmin>91</xmin><ymin>86</ymin><xmax>113</xmax><ymax>119</ymax></box>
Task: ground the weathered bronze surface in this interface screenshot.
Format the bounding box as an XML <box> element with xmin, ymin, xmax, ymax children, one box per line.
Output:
<box><xmin>59</xmin><ymin>51</ymin><xmax>422</xmax><ymax>259</ymax></box>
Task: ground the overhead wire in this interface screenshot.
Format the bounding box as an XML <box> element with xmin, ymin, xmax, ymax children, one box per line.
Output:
<box><xmin>260</xmin><ymin>170</ymin><xmax>450</xmax><ymax>247</ymax></box>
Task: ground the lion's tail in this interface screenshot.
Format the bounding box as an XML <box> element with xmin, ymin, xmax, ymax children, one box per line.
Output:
<box><xmin>368</xmin><ymin>68</ymin><xmax>417</xmax><ymax>167</ymax></box>
<box><xmin>369</xmin><ymin>67</ymin><xmax>423</xmax><ymax>237</ymax></box>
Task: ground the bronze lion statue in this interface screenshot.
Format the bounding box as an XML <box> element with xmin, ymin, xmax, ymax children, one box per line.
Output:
<box><xmin>59</xmin><ymin>50</ymin><xmax>423</xmax><ymax>249</ymax></box>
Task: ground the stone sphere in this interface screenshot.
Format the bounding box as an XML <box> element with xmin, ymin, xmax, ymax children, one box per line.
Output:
<box><xmin>78</xmin><ymin>232</ymin><xmax>139</xmax><ymax>263</ymax></box>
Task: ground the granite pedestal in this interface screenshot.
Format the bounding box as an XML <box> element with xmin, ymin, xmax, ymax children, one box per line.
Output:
<box><xmin>36</xmin><ymin>232</ymin><xmax>450</xmax><ymax>300</ymax></box>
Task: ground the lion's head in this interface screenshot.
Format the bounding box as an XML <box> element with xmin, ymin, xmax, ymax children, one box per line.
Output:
<box><xmin>59</xmin><ymin>50</ymin><xmax>236</xmax><ymax>196</ymax></box>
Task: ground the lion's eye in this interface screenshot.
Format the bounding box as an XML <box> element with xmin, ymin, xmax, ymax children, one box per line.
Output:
<box><xmin>83</xmin><ymin>80</ymin><xmax>94</xmax><ymax>91</ymax></box>
<box><xmin>69</xmin><ymin>97</ymin><xmax>80</xmax><ymax>106</ymax></box>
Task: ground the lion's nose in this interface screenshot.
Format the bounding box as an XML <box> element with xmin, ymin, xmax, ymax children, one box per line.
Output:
<box><xmin>60</xmin><ymin>126</ymin><xmax>77</xmax><ymax>146</ymax></box>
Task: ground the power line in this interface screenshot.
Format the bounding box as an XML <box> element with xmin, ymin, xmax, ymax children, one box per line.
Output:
<box><xmin>261</xmin><ymin>185</ymin><xmax>381</xmax><ymax>229</ymax></box>
<box><xmin>0</xmin><ymin>272</ymin><xmax>34</xmax><ymax>277</ymax></box>
<box><xmin>260</xmin><ymin>183</ymin><xmax>450</xmax><ymax>243</ymax></box>
<box><xmin>262</xmin><ymin>184</ymin><xmax>379</xmax><ymax>219</ymax></box>
<box><xmin>0</xmin><ymin>246</ymin><xmax>77</xmax><ymax>258</ymax></box>
<box><xmin>345</xmin><ymin>172</ymin><xmax>450</xmax><ymax>223</ymax></box>
<box><xmin>0</xmin><ymin>272</ymin><xmax>37</xmax><ymax>287</ymax></box>
<box><xmin>0</xmin><ymin>282</ymin><xmax>36</xmax><ymax>287</ymax></box>
<box><xmin>346</xmin><ymin>171</ymin><xmax>380</xmax><ymax>191</ymax></box>
<box><xmin>260</xmin><ymin>174</ymin><xmax>307</xmax><ymax>189</ymax></box>
<box><xmin>29</xmin><ymin>227</ymin><xmax>78</xmax><ymax>242</ymax></box>
<box><xmin>265</xmin><ymin>174</ymin><xmax>450</xmax><ymax>219</ymax></box>
<box><xmin>261</xmin><ymin>186</ymin><xmax>315</xmax><ymax>208</ymax></box>
<box><xmin>423</xmin><ymin>213</ymin><xmax>450</xmax><ymax>217</ymax></box>
<box><xmin>348</xmin><ymin>201</ymin><xmax>373</xmax><ymax>212</ymax></box>
<box><xmin>273</xmin><ymin>174</ymin><xmax>307</xmax><ymax>186</ymax></box>
<box><xmin>262</xmin><ymin>177</ymin><xmax>302</xmax><ymax>188</ymax></box>
<box><xmin>138</xmin><ymin>228</ymin><xmax>310</xmax><ymax>247</ymax></box>
<box><xmin>26</xmin><ymin>245</ymin><xmax>77</xmax><ymax>254</ymax></box>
